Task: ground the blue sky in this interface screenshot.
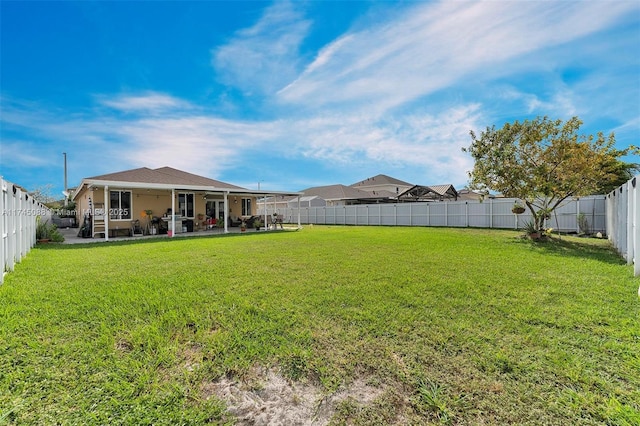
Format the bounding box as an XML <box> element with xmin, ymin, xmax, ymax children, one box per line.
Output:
<box><xmin>1</xmin><ymin>1</ymin><xmax>639</xmax><ymax>197</ymax></box>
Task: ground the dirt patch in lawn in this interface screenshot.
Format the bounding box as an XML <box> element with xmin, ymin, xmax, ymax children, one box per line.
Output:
<box><xmin>201</xmin><ymin>366</ymin><xmax>385</xmax><ymax>425</ymax></box>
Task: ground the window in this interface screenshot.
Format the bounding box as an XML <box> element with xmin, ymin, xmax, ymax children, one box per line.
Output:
<box><xmin>109</xmin><ymin>190</ymin><xmax>131</xmax><ymax>220</ymax></box>
<box><xmin>178</xmin><ymin>193</ymin><xmax>194</xmax><ymax>218</ymax></box>
<box><xmin>241</xmin><ymin>198</ymin><xmax>252</xmax><ymax>216</ymax></box>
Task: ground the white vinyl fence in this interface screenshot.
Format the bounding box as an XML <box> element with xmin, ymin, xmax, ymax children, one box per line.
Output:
<box><xmin>1</xmin><ymin>177</ymin><xmax>50</xmax><ymax>284</ymax></box>
<box><xmin>606</xmin><ymin>175</ymin><xmax>640</xmax><ymax>277</ymax></box>
<box><xmin>261</xmin><ymin>196</ymin><xmax>607</xmax><ymax>234</ymax></box>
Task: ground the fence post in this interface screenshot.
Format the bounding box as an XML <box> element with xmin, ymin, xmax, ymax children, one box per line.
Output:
<box><xmin>409</xmin><ymin>203</ymin><xmax>412</xmax><ymax>226</ymax></box>
<box><xmin>489</xmin><ymin>198</ymin><xmax>493</xmax><ymax>229</ymax></box>
<box><xmin>445</xmin><ymin>203</ymin><xmax>448</xmax><ymax>227</ymax></box>
<box><xmin>576</xmin><ymin>198</ymin><xmax>580</xmax><ymax>234</ymax></box>
<box><xmin>627</xmin><ymin>180</ymin><xmax>634</xmax><ymax>265</ymax></box>
<box><xmin>1</xmin><ymin>178</ymin><xmax>6</xmax><ymax>282</ymax></box>
<box><xmin>633</xmin><ymin>178</ymin><xmax>639</xmax><ymax>277</ymax></box>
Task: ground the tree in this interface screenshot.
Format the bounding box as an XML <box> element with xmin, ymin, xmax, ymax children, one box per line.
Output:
<box><xmin>464</xmin><ymin>116</ymin><xmax>637</xmax><ymax>231</ymax></box>
<box><xmin>595</xmin><ymin>158</ymin><xmax>640</xmax><ymax>194</ymax></box>
<box><xmin>29</xmin><ymin>184</ymin><xmax>57</xmax><ymax>205</ymax></box>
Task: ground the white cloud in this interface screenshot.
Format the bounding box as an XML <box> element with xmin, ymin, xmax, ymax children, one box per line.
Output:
<box><xmin>97</xmin><ymin>92</ymin><xmax>192</xmax><ymax>113</ymax></box>
<box><xmin>273</xmin><ymin>103</ymin><xmax>483</xmax><ymax>184</ymax></box>
<box><xmin>277</xmin><ymin>1</ymin><xmax>637</xmax><ymax>113</ymax></box>
<box><xmin>211</xmin><ymin>1</ymin><xmax>311</xmax><ymax>95</ymax></box>
<box><xmin>0</xmin><ymin>140</ymin><xmax>52</xmax><ymax>167</ymax></box>
<box><xmin>2</xmin><ymin>1</ymin><xmax>637</xmax><ymax>191</ymax></box>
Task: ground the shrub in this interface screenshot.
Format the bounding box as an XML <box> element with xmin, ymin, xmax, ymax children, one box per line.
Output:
<box><xmin>36</xmin><ymin>217</ymin><xmax>65</xmax><ymax>242</ymax></box>
<box><xmin>577</xmin><ymin>213</ymin><xmax>591</xmax><ymax>235</ymax></box>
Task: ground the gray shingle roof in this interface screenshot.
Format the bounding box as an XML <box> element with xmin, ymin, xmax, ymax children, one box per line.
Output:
<box><xmin>350</xmin><ymin>174</ymin><xmax>413</xmax><ymax>188</ymax></box>
<box><xmin>86</xmin><ymin>167</ymin><xmax>245</xmax><ymax>189</ymax></box>
<box><xmin>300</xmin><ymin>184</ymin><xmax>373</xmax><ymax>201</ymax></box>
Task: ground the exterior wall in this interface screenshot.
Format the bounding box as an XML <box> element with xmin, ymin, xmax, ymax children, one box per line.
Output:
<box><xmin>228</xmin><ymin>196</ymin><xmax>256</xmax><ymax>218</ymax></box>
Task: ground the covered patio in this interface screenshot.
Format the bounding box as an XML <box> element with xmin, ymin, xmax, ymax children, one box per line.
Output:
<box><xmin>72</xmin><ymin>167</ymin><xmax>302</xmax><ymax>242</ymax></box>
<box><xmin>57</xmin><ymin>222</ymin><xmax>299</xmax><ymax>244</ymax></box>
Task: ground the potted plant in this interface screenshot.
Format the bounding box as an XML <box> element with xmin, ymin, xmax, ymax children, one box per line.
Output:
<box><xmin>240</xmin><ymin>220</ymin><xmax>247</xmax><ymax>232</ymax></box>
<box><xmin>523</xmin><ymin>220</ymin><xmax>541</xmax><ymax>240</ymax></box>
<box><xmin>512</xmin><ymin>202</ymin><xmax>526</xmax><ymax>214</ymax></box>
<box><xmin>254</xmin><ymin>218</ymin><xmax>263</xmax><ymax>231</ymax></box>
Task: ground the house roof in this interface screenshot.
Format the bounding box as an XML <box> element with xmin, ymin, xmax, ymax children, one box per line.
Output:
<box><xmin>298</xmin><ymin>195</ymin><xmax>323</xmax><ymax>202</ymax></box>
<box><xmin>350</xmin><ymin>174</ymin><xmax>413</xmax><ymax>189</ymax></box>
<box><xmin>74</xmin><ymin>166</ymin><xmax>301</xmax><ymax>201</ymax></box>
<box><xmin>300</xmin><ymin>184</ymin><xmax>374</xmax><ymax>201</ymax></box>
<box><xmin>86</xmin><ymin>167</ymin><xmax>244</xmax><ymax>189</ymax></box>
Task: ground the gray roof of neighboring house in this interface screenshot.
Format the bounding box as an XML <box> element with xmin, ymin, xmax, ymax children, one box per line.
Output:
<box><xmin>300</xmin><ymin>184</ymin><xmax>374</xmax><ymax>201</ymax></box>
<box><xmin>85</xmin><ymin>167</ymin><xmax>245</xmax><ymax>189</ymax></box>
<box><xmin>298</xmin><ymin>195</ymin><xmax>323</xmax><ymax>202</ymax></box>
<box><xmin>350</xmin><ymin>174</ymin><xmax>413</xmax><ymax>189</ymax></box>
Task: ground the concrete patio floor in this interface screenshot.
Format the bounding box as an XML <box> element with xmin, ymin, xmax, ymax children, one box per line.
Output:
<box><xmin>58</xmin><ymin>225</ymin><xmax>295</xmax><ymax>244</ymax></box>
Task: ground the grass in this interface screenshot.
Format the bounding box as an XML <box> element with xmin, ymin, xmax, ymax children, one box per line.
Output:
<box><xmin>1</xmin><ymin>226</ymin><xmax>638</xmax><ymax>424</ymax></box>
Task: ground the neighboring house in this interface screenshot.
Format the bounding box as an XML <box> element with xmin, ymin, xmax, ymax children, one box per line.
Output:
<box><xmin>457</xmin><ymin>189</ymin><xmax>488</xmax><ymax>201</ymax></box>
<box><xmin>262</xmin><ymin>174</ymin><xmax>461</xmax><ymax>210</ymax></box>
<box><xmin>303</xmin><ymin>175</ymin><xmax>458</xmax><ymax>204</ymax></box>
<box><xmin>289</xmin><ymin>195</ymin><xmax>326</xmax><ymax>209</ymax></box>
<box><xmin>72</xmin><ymin>166</ymin><xmax>301</xmax><ymax>240</ymax></box>
<box><xmin>299</xmin><ymin>184</ymin><xmax>381</xmax><ymax>206</ymax></box>
<box><xmin>350</xmin><ymin>174</ymin><xmax>413</xmax><ymax>198</ymax></box>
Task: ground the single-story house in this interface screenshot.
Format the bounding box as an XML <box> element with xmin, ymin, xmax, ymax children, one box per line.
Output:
<box><xmin>72</xmin><ymin>166</ymin><xmax>302</xmax><ymax>240</ymax></box>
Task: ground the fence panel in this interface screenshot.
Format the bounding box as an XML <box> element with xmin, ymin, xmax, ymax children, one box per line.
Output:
<box><xmin>606</xmin><ymin>176</ymin><xmax>639</xmax><ymax>276</ymax></box>
<box><xmin>261</xmin><ymin>196</ymin><xmax>609</xmax><ymax>235</ymax></box>
<box><xmin>1</xmin><ymin>177</ymin><xmax>49</xmax><ymax>284</ymax></box>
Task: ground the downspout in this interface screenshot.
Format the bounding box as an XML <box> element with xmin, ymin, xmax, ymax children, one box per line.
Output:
<box><xmin>297</xmin><ymin>195</ymin><xmax>301</xmax><ymax>229</ymax></box>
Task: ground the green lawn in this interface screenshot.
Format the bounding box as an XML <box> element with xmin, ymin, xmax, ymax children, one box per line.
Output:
<box><xmin>1</xmin><ymin>226</ymin><xmax>638</xmax><ymax>425</ymax></box>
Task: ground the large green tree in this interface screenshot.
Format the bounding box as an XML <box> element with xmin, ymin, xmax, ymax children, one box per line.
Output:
<box><xmin>464</xmin><ymin>116</ymin><xmax>637</xmax><ymax>231</ymax></box>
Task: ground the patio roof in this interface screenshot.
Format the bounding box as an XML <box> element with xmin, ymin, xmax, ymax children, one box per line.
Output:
<box><xmin>73</xmin><ymin>167</ymin><xmax>301</xmax><ymax>200</ymax></box>
<box><xmin>397</xmin><ymin>184</ymin><xmax>459</xmax><ymax>201</ymax></box>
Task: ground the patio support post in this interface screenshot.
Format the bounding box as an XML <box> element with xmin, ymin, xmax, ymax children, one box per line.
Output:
<box><xmin>171</xmin><ymin>188</ymin><xmax>175</xmax><ymax>238</ymax></box>
<box><xmin>264</xmin><ymin>196</ymin><xmax>268</xmax><ymax>231</ymax></box>
<box><xmin>104</xmin><ymin>185</ymin><xmax>109</xmax><ymax>241</ymax></box>
<box><xmin>223</xmin><ymin>191</ymin><xmax>229</xmax><ymax>233</ymax></box>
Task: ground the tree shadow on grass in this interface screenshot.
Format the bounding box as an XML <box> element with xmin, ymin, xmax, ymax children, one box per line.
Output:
<box><xmin>524</xmin><ymin>235</ymin><xmax>627</xmax><ymax>266</ymax></box>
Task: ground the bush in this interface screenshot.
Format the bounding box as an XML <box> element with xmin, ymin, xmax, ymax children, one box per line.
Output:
<box><xmin>577</xmin><ymin>213</ymin><xmax>591</xmax><ymax>235</ymax></box>
<box><xmin>36</xmin><ymin>217</ymin><xmax>65</xmax><ymax>242</ymax></box>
